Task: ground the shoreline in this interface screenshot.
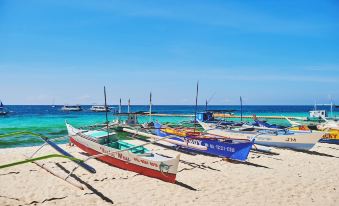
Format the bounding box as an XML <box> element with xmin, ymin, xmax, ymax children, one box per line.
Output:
<box><xmin>1</xmin><ymin>140</ymin><xmax>339</xmax><ymax>205</ymax></box>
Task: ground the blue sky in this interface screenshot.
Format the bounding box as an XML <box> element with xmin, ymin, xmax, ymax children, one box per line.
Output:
<box><xmin>1</xmin><ymin>0</ymin><xmax>339</xmax><ymax>105</ymax></box>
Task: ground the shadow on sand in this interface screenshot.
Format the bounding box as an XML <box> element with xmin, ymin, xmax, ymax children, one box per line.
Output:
<box><xmin>288</xmin><ymin>149</ymin><xmax>339</xmax><ymax>158</ymax></box>
<box><xmin>223</xmin><ymin>159</ymin><xmax>271</xmax><ymax>169</ymax></box>
<box><xmin>175</xmin><ymin>180</ymin><xmax>198</xmax><ymax>191</ymax></box>
<box><xmin>55</xmin><ymin>163</ymin><xmax>114</xmax><ymax>204</ymax></box>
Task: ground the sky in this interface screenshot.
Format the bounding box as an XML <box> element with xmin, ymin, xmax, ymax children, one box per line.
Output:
<box><xmin>0</xmin><ymin>0</ymin><xmax>339</xmax><ymax>105</ymax></box>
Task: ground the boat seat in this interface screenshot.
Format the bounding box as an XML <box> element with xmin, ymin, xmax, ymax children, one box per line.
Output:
<box><xmin>130</xmin><ymin>147</ymin><xmax>145</xmax><ymax>154</ymax></box>
<box><xmin>104</xmin><ymin>141</ymin><xmax>147</xmax><ymax>154</ymax></box>
<box><xmin>106</xmin><ymin>142</ymin><xmax>119</xmax><ymax>149</ymax></box>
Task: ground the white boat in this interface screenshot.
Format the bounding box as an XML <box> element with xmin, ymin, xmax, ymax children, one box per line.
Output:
<box><xmin>317</xmin><ymin>119</ymin><xmax>339</xmax><ymax>131</ymax></box>
<box><xmin>61</xmin><ymin>105</ymin><xmax>82</xmax><ymax>111</ymax></box>
<box><xmin>309</xmin><ymin>110</ymin><xmax>327</xmax><ymax>119</ymax></box>
<box><xmin>66</xmin><ymin>123</ymin><xmax>180</xmax><ymax>183</ymax></box>
<box><xmin>90</xmin><ymin>105</ymin><xmax>110</xmax><ymax>112</ymax></box>
<box><xmin>199</xmin><ymin>121</ymin><xmax>324</xmax><ymax>151</ymax></box>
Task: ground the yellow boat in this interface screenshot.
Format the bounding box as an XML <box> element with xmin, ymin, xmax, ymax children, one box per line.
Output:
<box><xmin>161</xmin><ymin>127</ymin><xmax>201</xmax><ymax>137</ymax></box>
<box><xmin>320</xmin><ymin>129</ymin><xmax>339</xmax><ymax>144</ymax></box>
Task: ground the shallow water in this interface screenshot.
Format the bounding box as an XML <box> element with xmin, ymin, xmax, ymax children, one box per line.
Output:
<box><xmin>0</xmin><ymin>105</ymin><xmax>337</xmax><ymax>148</ymax></box>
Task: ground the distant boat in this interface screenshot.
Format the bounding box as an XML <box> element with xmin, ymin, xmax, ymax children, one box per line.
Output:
<box><xmin>90</xmin><ymin>105</ymin><xmax>110</xmax><ymax>112</ymax></box>
<box><xmin>0</xmin><ymin>101</ymin><xmax>8</xmax><ymax>115</ymax></box>
<box><xmin>51</xmin><ymin>99</ymin><xmax>56</xmax><ymax>108</ymax></box>
<box><xmin>61</xmin><ymin>105</ymin><xmax>82</xmax><ymax>111</ymax></box>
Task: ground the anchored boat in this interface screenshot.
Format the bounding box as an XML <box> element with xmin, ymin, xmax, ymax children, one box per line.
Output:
<box><xmin>61</xmin><ymin>105</ymin><xmax>82</xmax><ymax>111</ymax></box>
<box><xmin>90</xmin><ymin>105</ymin><xmax>110</xmax><ymax>112</ymax></box>
<box><xmin>66</xmin><ymin>123</ymin><xmax>180</xmax><ymax>183</ymax></box>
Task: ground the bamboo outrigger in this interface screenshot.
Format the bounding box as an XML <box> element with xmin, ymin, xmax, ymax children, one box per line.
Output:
<box><xmin>0</xmin><ymin>131</ymin><xmax>96</xmax><ymax>189</ymax></box>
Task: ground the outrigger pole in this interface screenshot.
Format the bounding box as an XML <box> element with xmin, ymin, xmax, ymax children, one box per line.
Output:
<box><xmin>0</xmin><ymin>132</ymin><xmax>97</xmax><ymax>189</ymax></box>
<box><xmin>0</xmin><ymin>154</ymin><xmax>81</xmax><ymax>169</ymax></box>
<box><xmin>0</xmin><ymin>131</ymin><xmax>95</xmax><ymax>173</ymax></box>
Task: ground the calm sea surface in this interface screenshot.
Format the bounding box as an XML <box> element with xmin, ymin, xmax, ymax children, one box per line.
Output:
<box><xmin>0</xmin><ymin>105</ymin><xmax>338</xmax><ymax>148</ymax></box>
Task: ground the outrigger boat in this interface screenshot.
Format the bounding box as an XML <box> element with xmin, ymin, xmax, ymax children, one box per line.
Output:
<box><xmin>152</xmin><ymin>122</ymin><xmax>254</xmax><ymax>161</ymax></box>
<box><xmin>66</xmin><ymin>122</ymin><xmax>180</xmax><ymax>183</ymax></box>
<box><xmin>199</xmin><ymin>121</ymin><xmax>324</xmax><ymax>151</ymax></box>
<box><xmin>285</xmin><ymin>117</ymin><xmax>339</xmax><ymax>145</ymax></box>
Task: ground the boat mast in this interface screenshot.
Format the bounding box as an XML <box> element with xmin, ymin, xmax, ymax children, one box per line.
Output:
<box><xmin>330</xmin><ymin>95</ymin><xmax>333</xmax><ymax>118</ymax></box>
<box><xmin>104</xmin><ymin>86</ymin><xmax>109</xmax><ymax>139</ymax></box>
<box><xmin>149</xmin><ymin>92</ymin><xmax>152</xmax><ymax>122</ymax></box>
<box><xmin>119</xmin><ymin>98</ymin><xmax>122</xmax><ymax>114</ymax></box>
<box><xmin>240</xmin><ymin>96</ymin><xmax>243</xmax><ymax>122</ymax></box>
<box><xmin>314</xmin><ymin>100</ymin><xmax>317</xmax><ymax>111</ymax></box>
<box><xmin>205</xmin><ymin>99</ymin><xmax>208</xmax><ymax>110</ymax></box>
<box><xmin>194</xmin><ymin>81</ymin><xmax>199</xmax><ymax>132</ymax></box>
<box><xmin>128</xmin><ymin>98</ymin><xmax>130</xmax><ymax>113</ymax></box>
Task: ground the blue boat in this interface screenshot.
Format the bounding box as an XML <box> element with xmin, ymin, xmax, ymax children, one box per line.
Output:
<box><xmin>154</xmin><ymin>122</ymin><xmax>254</xmax><ymax>161</ymax></box>
<box><xmin>319</xmin><ymin>138</ymin><xmax>339</xmax><ymax>144</ymax></box>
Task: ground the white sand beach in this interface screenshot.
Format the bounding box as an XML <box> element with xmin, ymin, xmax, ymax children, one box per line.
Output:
<box><xmin>0</xmin><ymin>141</ymin><xmax>338</xmax><ymax>206</ymax></box>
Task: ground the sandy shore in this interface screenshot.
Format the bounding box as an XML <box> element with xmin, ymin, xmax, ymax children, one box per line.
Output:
<box><xmin>0</xmin><ymin>141</ymin><xmax>338</xmax><ymax>206</ymax></box>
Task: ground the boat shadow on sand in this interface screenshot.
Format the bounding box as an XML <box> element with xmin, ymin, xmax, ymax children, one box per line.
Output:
<box><xmin>175</xmin><ymin>180</ymin><xmax>197</xmax><ymax>191</ymax></box>
<box><xmin>55</xmin><ymin>163</ymin><xmax>114</xmax><ymax>204</ymax></box>
<box><xmin>287</xmin><ymin>148</ymin><xmax>339</xmax><ymax>158</ymax></box>
<box><xmin>78</xmin><ymin>152</ymin><xmax>199</xmax><ymax>191</ymax></box>
<box><xmin>223</xmin><ymin>159</ymin><xmax>271</xmax><ymax>169</ymax></box>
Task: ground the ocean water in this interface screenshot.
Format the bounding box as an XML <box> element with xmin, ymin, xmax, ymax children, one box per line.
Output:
<box><xmin>0</xmin><ymin>105</ymin><xmax>338</xmax><ymax>148</ymax></box>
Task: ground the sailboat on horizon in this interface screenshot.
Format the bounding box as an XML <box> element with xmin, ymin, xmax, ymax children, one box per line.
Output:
<box><xmin>0</xmin><ymin>100</ymin><xmax>8</xmax><ymax>115</ymax></box>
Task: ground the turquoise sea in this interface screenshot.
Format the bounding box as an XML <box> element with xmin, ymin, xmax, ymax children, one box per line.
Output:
<box><xmin>0</xmin><ymin>105</ymin><xmax>338</xmax><ymax>148</ymax></box>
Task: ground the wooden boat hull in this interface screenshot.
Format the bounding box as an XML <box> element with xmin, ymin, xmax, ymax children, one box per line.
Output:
<box><xmin>67</xmin><ymin>123</ymin><xmax>179</xmax><ymax>183</ymax></box>
<box><xmin>154</xmin><ymin>123</ymin><xmax>253</xmax><ymax>161</ymax></box>
<box><xmin>199</xmin><ymin>122</ymin><xmax>323</xmax><ymax>151</ymax></box>
<box><xmin>70</xmin><ymin>137</ymin><xmax>177</xmax><ymax>183</ymax></box>
<box><xmin>319</xmin><ymin>129</ymin><xmax>339</xmax><ymax>145</ymax></box>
